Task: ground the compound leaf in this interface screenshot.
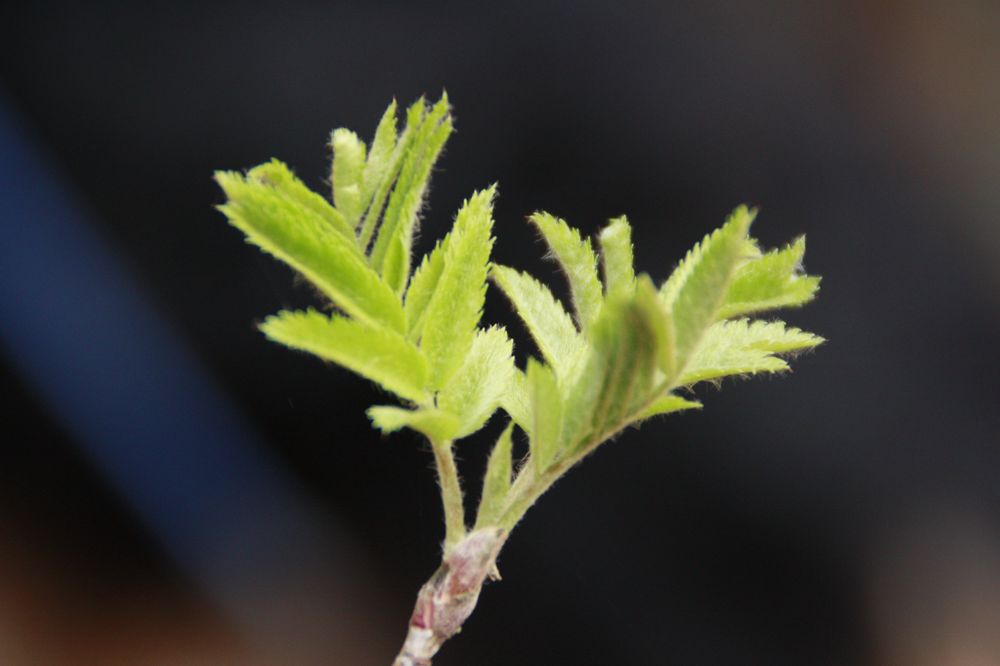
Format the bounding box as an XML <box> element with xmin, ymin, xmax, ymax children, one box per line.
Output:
<box><xmin>220</xmin><ymin>92</ymin><xmax>827</xmax><ymax>546</ymax></box>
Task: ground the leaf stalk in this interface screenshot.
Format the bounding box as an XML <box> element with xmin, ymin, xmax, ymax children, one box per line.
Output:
<box><xmin>429</xmin><ymin>439</ymin><xmax>466</xmax><ymax>551</ymax></box>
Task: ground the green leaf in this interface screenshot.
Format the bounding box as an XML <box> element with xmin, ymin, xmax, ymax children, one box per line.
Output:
<box><xmin>220</xmin><ymin>97</ymin><xmax>827</xmax><ymax>548</ymax></box>
<box><xmin>245</xmin><ymin>159</ymin><xmax>356</xmax><ymax>242</ymax></box>
<box><xmin>380</xmin><ymin>117</ymin><xmax>454</xmax><ymax>294</ymax></box>
<box><xmin>388</xmin><ymin>115</ymin><xmax>453</xmax><ymax>291</ymax></box>
<box><xmin>474</xmin><ymin>422</ymin><xmax>515</xmax><ymax>528</ymax></box>
<box><xmin>633</xmin><ymin>274</ymin><xmax>675</xmax><ymax>377</ymax></box>
<box><xmin>717</xmin><ymin>236</ymin><xmax>821</xmax><ymax>320</ymax></box>
<box><xmin>366</xmin><ymin>98</ymin><xmax>426</xmax><ymax>264</ymax></box>
<box><xmin>260</xmin><ymin>309</ymin><xmax>429</xmax><ymax>403</ymax></box>
<box><xmin>362</xmin><ymin>99</ymin><xmax>399</xmax><ymax>208</ymax></box>
<box><xmin>357</xmin><ymin>99</ymin><xmax>420</xmax><ymax>251</ymax></box>
<box><xmin>526</xmin><ymin>359</ymin><xmax>563</xmax><ymax>471</ymax></box>
<box><xmin>438</xmin><ymin>326</ymin><xmax>515</xmax><ymax>439</ymax></box>
<box><xmin>499</xmin><ymin>368</ymin><xmax>531</xmax><ymax>434</ymax></box>
<box><xmin>584</xmin><ymin>287</ymin><xmax>664</xmax><ymax>436</ymax></box>
<box><xmin>677</xmin><ymin>318</ymin><xmax>823</xmax><ymax>386</ymax></box>
<box><xmin>530</xmin><ymin>212</ymin><xmax>604</xmax><ymax>331</ymax></box>
<box><xmin>420</xmin><ymin>187</ymin><xmax>496</xmax><ymax>389</ymax></box>
<box><xmin>558</xmin><ymin>284</ymin><xmax>673</xmax><ymax>448</ymax></box>
<box><xmin>371</xmin><ymin>94</ymin><xmax>453</xmax><ymax>292</ymax></box>
<box><xmin>330</xmin><ymin>128</ymin><xmax>367</xmax><ymax>228</ymax></box>
<box><xmin>403</xmin><ymin>234</ymin><xmax>449</xmax><ymax>342</ymax></box>
<box><xmin>558</xmin><ymin>347</ymin><xmax>606</xmax><ymax>452</ymax></box>
<box><xmin>636</xmin><ymin>394</ymin><xmax>702</xmax><ymax>420</ymax></box>
<box><xmin>659</xmin><ymin>206</ymin><xmax>755</xmax><ymax>380</ymax></box>
<box><xmin>598</xmin><ymin>216</ymin><xmax>636</xmax><ymax>300</ymax></box>
<box><xmin>216</xmin><ymin>169</ymin><xmax>405</xmax><ymax>332</ymax></box>
<box><xmin>490</xmin><ymin>265</ymin><xmax>587</xmax><ymax>384</ymax></box>
<box><xmin>367</xmin><ymin>405</ymin><xmax>459</xmax><ymax>442</ymax></box>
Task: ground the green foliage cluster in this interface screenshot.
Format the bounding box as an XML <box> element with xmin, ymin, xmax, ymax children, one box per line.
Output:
<box><xmin>216</xmin><ymin>94</ymin><xmax>822</xmax><ymax>551</ymax></box>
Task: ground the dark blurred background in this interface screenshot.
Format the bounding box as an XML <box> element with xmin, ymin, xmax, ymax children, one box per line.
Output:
<box><xmin>2</xmin><ymin>1</ymin><xmax>999</xmax><ymax>664</ymax></box>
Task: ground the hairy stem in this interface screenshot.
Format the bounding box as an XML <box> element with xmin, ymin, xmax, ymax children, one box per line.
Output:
<box><xmin>398</xmin><ymin>390</ymin><xmax>671</xmax><ymax>664</ymax></box>
<box><xmin>496</xmin><ymin>442</ymin><xmax>588</xmax><ymax>531</ymax></box>
<box><xmin>497</xmin><ymin>387</ymin><xmax>672</xmax><ymax>530</ymax></box>
<box><xmin>430</xmin><ymin>439</ymin><xmax>466</xmax><ymax>551</ymax></box>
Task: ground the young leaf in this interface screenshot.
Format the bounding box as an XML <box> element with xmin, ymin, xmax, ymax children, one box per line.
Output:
<box><xmin>245</xmin><ymin>160</ymin><xmax>356</xmax><ymax>243</ymax></box>
<box><xmin>637</xmin><ymin>394</ymin><xmax>703</xmax><ymax>420</ymax></box>
<box><xmin>558</xmin><ymin>347</ymin><xmax>606</xmax><ymax>452</ymax></box>
<box><xmin>676</xmin><ymin>318</ymin><xmax>823</xmax><ymax>386</ymax></box>
<box><xmin>220</xmin><ymin>98</ymin><xmax>827</xmax><ymax>662</ymax></box>
<box><xmin>490</xmin><ymin>265</ymin><xmax>587</xmax><ymax>384</ymax></box>
<box><xmin>403</xmin><ymin>234</ymin><xmax>449</xmax><ymax>341</ymax></box>
<box><xmin>420</xmin><ymin>187</ymin><xmax>496</xmax><ymax>389</ymax></box>
<box><xmin>499</xmin><ymin>368</ymin><xmax>531</xmax><ymax>434</ymax></box>
<box><xmin>357</xmin><ymin>99</ymin><xmax>422</xmax><ymax>251</ymax></box>
<box><xmin>216</xmin><ymin>170</ymin><xmax>406</xmax><ymax>332</ymax></box>
<box><xmin>598</xmin><ymin>216</ymin><xmax>636</xmax><ymax>300</ymax></box>
<box><xmin>330</xmin><ymin>128</ymin><xmax>367</xmax><ymax>228</ymax></box>
<box><xmin>474</xmin><ymin>422</ymin><xmax>515</xmax><ymax>529</ymax></box>
<box><xmin>366</xmin><ymin>98</ymin><xmax>426</xmax><ymax>265</ymax></box>
<box><xmin>371</xmin><ymin>94</ymin><xmax>453</xmax><ymax>292</ymax></box>
<box><xmin>362</xmin><ymin>99</ymin><xmax>399</xmax><ymax>208</ymax></box>
<box><xmin>367</xmin><ymin>405</ymin><xmax>460</xmax><ymax>442</ymax></box>
<box><xmin>585</xmin><ymin>287</ymin><xmax>663</xmax><ymax>436</ymax></box>
<box><xmin>261</xmin><ymin>309</ymin><xmax>429</xmax><ymax>403</ymax></box>
<box><xmin>526</xmin><ymin>359</ymin><xmax>563</xmax><ymax>472</ymax></box>
<box><xmin>530</xmin><ymin>212</ymin><xmax>604</xmax><ymax>330</ymax></box>
<box><xmin>379</xmin><ymin>114</ymin><xmax>454</xmax><ymax>295</ymax></box>
<box><xmin>633</xmin><ymin>274</ymin><xmax>675</xmax><ymax>377</ymax></box>
<box><xmin>717</xmin><ymin>236</ymin><xmax>820</xmax><ymax>320</ymax></box>
<box><xmin>558</xmin><ymin>282</ymin><xmax>672</xmax><ymax>451</ymax></box>
<box><xmin>659</xmin><ymin>206</ymin><xmax>754</xmax><ymax>378</ymax></box>
<box><xmin>438</xmin><ymin>326</ymin><xmax>515</xmax><ymax>439</ymax></box>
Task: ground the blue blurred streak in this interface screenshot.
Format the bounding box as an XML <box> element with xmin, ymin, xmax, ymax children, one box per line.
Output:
<box><xmin>0</xmin><ymin>92</ymin><xmax>345</xmax><ymax>636</ymax></box>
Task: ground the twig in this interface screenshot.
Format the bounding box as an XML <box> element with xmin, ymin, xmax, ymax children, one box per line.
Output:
<box><xmin>392</xmin><ymin>528</ymin><xmax>506</xmax><ymax>666</ymax></box>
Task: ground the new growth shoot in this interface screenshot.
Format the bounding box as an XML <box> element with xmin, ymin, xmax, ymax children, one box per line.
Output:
<box><xmin>215</xmin><ymin>94</ymin><xmax>823</xmax><ymax>665</ymax></box>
